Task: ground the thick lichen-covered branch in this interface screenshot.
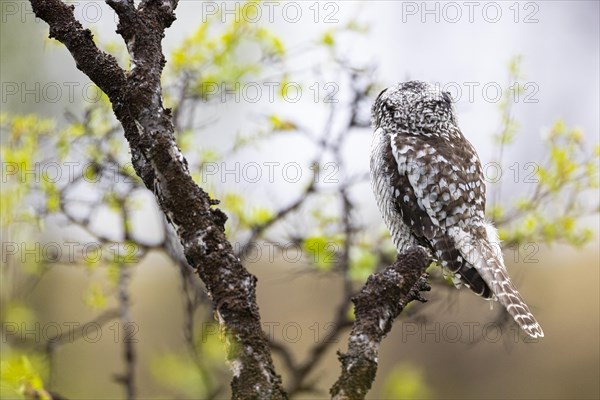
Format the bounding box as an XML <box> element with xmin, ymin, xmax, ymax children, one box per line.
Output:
<box><xmin>330</xmin><ymin>247</ymin><xmax>432</xmax><ymax>400</ymax></box>
<box><xmin>29</xmin><ymin>0</ymin><xmax>286</xmax><ymax>397</ymax></box>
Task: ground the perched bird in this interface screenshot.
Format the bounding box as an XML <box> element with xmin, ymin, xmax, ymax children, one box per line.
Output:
<box><xmin>369</xmin><ymin>81</ymin><xmax>543</xmax><ymax>338</ymax></box>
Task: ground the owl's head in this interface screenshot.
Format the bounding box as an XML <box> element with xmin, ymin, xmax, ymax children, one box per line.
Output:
<box><xmin>372</xmin><ymin>81</ymin><xmax>457</xmax><ymax>135</ymax></box>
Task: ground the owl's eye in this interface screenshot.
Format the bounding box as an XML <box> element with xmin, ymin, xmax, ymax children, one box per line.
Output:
<box><xmin>394</xmin><ymin>110</ymin><xmax>401</xmax><ymax>119</ymax></box>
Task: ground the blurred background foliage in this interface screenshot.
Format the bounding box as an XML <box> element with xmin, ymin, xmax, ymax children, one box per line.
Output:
<box><xmin>1</xmin><ymin>1</ymin><xmax>599</xmax><ymax>399</ymax></box>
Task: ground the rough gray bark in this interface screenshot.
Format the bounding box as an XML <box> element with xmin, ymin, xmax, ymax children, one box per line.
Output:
<box><xmin>330</xmin><ymin>247</ymin><xmax>432</xmax><ymax>400</ymax></box>
<box><xmin>28</xmin><ymin>0</ymin><xmax>286</xmax><ymax>398</ymax></box>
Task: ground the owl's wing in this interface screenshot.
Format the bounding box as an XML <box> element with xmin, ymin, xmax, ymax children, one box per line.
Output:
<box><xmin>387</xmin><ymin>131</ymin><xmax>491</xmax><ymax>297</ymax></box>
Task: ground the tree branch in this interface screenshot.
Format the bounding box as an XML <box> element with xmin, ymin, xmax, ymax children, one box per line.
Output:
<box><xmin>29</xmin><ymin>0</ymin><xmax>286</xmax><ymax>397</ymax></box>
<box><xmin>330</xmin><ymin>247</ymin><xmax>432</xmax><ymax>400</ymax></box>
<box><xmin>28</xmin><ymin>0</ymin><xmax>127</xmax><ymax>97</ymax></box>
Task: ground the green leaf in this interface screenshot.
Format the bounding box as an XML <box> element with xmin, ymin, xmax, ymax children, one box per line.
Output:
<box><xmin>40</xmin><ymin>175</ymin><xmax>60</xmax><ymax>213</ymax></box>
<box><xmin>106</xmin><ymin>262</ymin><xmax>121</xmax><ymax>285</ymax></box>
<box><xmin>104</xmin><ymin>191</ymin><xmax>122</xmax><ymax>211</ymax></box>
<box><xmin>302</xmin><ymin>235</ymin><xmax>339</xmax><ymax>270</ymax></box>
<box><xmin>569</xmin><ymin>127</ymin><xmax>583</xmax><ymax>143</ymax></box>
<box><xmin>83</xmin><ymin>164</ymin><xmax>99</xmax><ymax>182</ymax></box>
<box><xmin>268</xmin><ymin>115</ymin><xmax>297</xmax><ymax>131</ymax></box>
<box><xmin>382</xmin><ymin>363</ymin><xmax>432</xmax><ymax>399</ymax></box>
<box><xmin>223</xmin><ymin>193</ymin><xmax>244</xmax><ymax>214</ymax></box>
<box><xmin>248</xmin><ymin>207</ymin><xmax>273</xmax><ymax>226</ymax></box>
<box><xmin>349</xmin><ymin>247</ymin><xmax>377</xmax><ymax>281</ymax></box>
<box><xmin>487</xmin><ymin>205</ymin><xmax>504</xmax><ymax>221</ymax></box>
<box><xmin>346</xmin><ymin>305</ymin><xmax>355</xmax><ymax>322</ymax></box>
<box><xmin>255</xmin><ymin>27</ymin><xmax>285</xmax><ymax>56</ymax></box>
<box><xmin>200</xmin><ymin>149</ymin><xmax>220</xmax><ymax>163</ymax></box>
<box><xmin>508</xmin><ymin>55</ymin><xmax>523</xmax><ymax>77</ymax></box>
<box><xmin>552</xmin><ymin>119</ymin><xmax>567</xmax><ymax>136</ymax></box>
<box><xmin>196</xmin><ymin>323</ymin><xmax>228</xmax><ymax>362</ymax></box>
<box><xmin>521</xmin><ymin>215</ymin><xmax>537</xmax><ymax>234</ymax></box>
<box><xmin>3</xmin><ymin>303</ymin><xmax>36</xmax><ymax>327</ymax></box>
<box><xmin>84</xmin><ymin>283</ymin><xmax>107</xmax><ymax>309</ymax></box>
<box><xmin>150</xmin><ymin>353</ymin><xmax>209</xmax><ymax>398</ymax></box>
<box><xmin>515</xmin><ymin>198</ymin><xmax>534</xmax><ymax>211</ymax></box>
<box><xmin>321</xmin><ymin>31</ymin><xmax>335</xmax><ymax>46</ymax></box>
<box><xmin>0</xmin><ymin>355</ymin><xmax>48</xmax><ymax>399</ymax></box>
<box><xmin>346</xmin><ymin>20</ymin><xmax>369</xmax><ymax>33</ymax></box>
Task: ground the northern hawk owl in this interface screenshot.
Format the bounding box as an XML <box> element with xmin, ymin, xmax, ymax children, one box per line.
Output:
<box><xmin>370</xmin><ymin>81</ymin><xmax>543</xmax><ymax>338</ymax></box>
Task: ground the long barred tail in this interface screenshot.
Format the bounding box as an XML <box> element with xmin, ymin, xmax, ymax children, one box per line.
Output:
<box><xmin>478</xmin><ymin>239</ymin><xmax>544</xmax><ymax>338</ymax></box>
<box><xmin>453</xmin><ymin>224</ymin><xmax>544</xmax><ymax>339</ymax></box>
